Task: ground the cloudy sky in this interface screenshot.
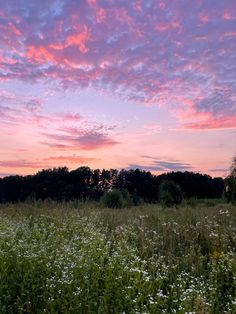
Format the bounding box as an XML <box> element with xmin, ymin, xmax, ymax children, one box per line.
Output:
<box><xmin>0</xmin><ymin>0</ymin><xmax>236</xmax><ymax>177</ymax></box>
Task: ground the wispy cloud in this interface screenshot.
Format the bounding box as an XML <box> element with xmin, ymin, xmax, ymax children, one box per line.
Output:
<box><xmin>0</xmin><ymin>160</ymin><xmax>44</xmax><ymax>168</ymax></box>
<box><xmin>0</xmin><ymin>155</ymin><xmax>98</xmax><ymax>170</ymax></box>
<box><xmin>183</xmin><ymin>116</ymin><xmax>236</xmax><ymax>130</ymax></box>
<box><xmin>43</xmin><ymin>128</ymin><xmax>119</xmax><ymax>150</ymax></box>
<box><xmin>129</xmin><ymin>156</ymin><xmax>193</xmax><ymax>172</ymax></box>
<box><xmin>210</xmin><ymin>168</ymin><xmax>229</xmax><ymax>173</ymax></box>
<box><xmin>0</xmin><ymin>90</ymin><xmax>118</xmax><ymax>150</ymax></box>
<box><xmin>44</xmin><ymin>155</ymin><xmax>97</xmax><ymax>164</ymax></box>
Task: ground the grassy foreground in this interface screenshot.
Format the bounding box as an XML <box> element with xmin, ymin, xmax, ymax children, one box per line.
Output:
<box><xmin>0</xmin><ymin>201</ymin><xmax>235</xmax><ymax>313</ymax></box>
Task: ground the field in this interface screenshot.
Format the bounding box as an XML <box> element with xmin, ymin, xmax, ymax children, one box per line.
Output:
<box><xmin>0</xmin><ymin>201</ymin><xmax>235</xmax><ymax>313</ymax></box>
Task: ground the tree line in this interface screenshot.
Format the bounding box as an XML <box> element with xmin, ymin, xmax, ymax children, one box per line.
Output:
<box><xmin>0</xmin><ymin>167</ymin><xmax>225</xmax><ymax>204</ymax></box>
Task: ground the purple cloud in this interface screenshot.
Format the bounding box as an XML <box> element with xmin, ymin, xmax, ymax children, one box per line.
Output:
<box><xmin>43</xmin><ymin>126</ymin><xmax>119</xmax><ymax>150</ymax></box>
<box><xmin>129</xmin><ymin>156</ymin><xmax>193</xmax><ymax>172</ymax></box>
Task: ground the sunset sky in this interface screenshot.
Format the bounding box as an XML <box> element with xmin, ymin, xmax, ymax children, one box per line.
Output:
<box><xmin>0</xmin><ymin>0</ymin><xmax>236</xmax><ymax>178</ymax></box>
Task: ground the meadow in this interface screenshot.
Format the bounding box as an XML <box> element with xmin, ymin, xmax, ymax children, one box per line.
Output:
<box><xmin>0</xmin><ymin>200</ymin><xmax>235</xmax><ymax>313</ymax></box>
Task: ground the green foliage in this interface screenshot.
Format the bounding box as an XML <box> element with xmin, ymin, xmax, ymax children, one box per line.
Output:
<box><xmin>0</xmin><ymin>202</ymin><xmax>235</xmax><ymax>313</ymax></box>
<box><xmin>120</xmin><ymin>188</ymin><xmax>133</xmax><ymax>207</ymax></box>
<box><xmin>101</xmin><ymin>189</ymin><xmax>124</xmax><ymax>208</ymax></box>
<box><xmin>158</xmin><ymin>179</ymin><xmax>183</xmax><ymax>206</ymax></box>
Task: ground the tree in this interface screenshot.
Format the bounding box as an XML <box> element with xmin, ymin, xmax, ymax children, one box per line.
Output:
<box><xmin>158</xmin><ymin>179</ymin><xmax>182</xmax><ymax>207</ymax></box>
<box><xmin>225</xmin><ymin>154</ymin><xmax>236</xmax><ymax>203</ymax></box>
<box><xmin>101</xmin><ymin>189</ymin><xmax>124</xmax><ymax>208</ymax></box>
<box><xmin>230</xmin><ymin>154</ymin><xmax>236</xmax><ymax>177</ymax></box>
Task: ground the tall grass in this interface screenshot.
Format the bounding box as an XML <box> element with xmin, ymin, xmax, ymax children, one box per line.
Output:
<box><xmin>0</xmin><ymin>201</ymin><xmax>235</xmax><ymax>313</ymax></box>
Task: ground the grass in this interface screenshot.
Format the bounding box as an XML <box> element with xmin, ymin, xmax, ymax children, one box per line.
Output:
<box><xmin>0</xmin><ymin>200</ymin><xmax>235</xmax><ymax>313</ymax></box>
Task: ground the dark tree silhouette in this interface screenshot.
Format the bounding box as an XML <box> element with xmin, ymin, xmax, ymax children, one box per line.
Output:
<box><xmin>0</xmin><ymin>167</ymin><xmax>225</xmax><ymax>204</ymax></box>
<box><xmin>230</xmin><ymin>154</ymin><xmax>236</xmax><ymax>177</ymax></box>
<box><xmin>225</xmin><ymin>154</ymin><xmax>236</xmax><ymax>203</ymax></box>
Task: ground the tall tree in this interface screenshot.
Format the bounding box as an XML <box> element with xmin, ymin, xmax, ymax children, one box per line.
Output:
<box><xmin>225</xmin><ymin>153</ymin><xmax>236</xmax><ymax>203</ymax></box>
<box><xmin>230</xmin><ymin>154</ymin><xmax>236</xmax><ymax>177</ymax></box>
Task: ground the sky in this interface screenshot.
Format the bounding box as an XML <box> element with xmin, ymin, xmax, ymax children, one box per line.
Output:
<box><xmin>0</xmin><ymin>0</ymin><xmax>236</xmax><ymax>178</ymax></box>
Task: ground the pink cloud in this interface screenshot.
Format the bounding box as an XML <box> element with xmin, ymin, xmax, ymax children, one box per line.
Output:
<box><xmin>223</xmin><ymin>12</ymin><xmax>233</xmax><ymax>20</ymax></box>
<box><xmin>44</xmin><ymin>155</ymin><xmax>97</xmax><ymax>163</ymax></box>
<box><xmin>0</xmin><ymin>160</ymin><xmax>43</xmax><ymax>168</ymax></box>
<box><xmin>26</xmin><ymin>23</ymin><xmax>91</xmax><ymax>65</ymax></box>
<box><xmin>96</xmin><ymin>8</ymin><xmax>106</xmax><ymax>23</ymax></box>
<box><xmin>224</xmin><ymin>32</ymin><xmax>236</xmax><ymax>37</ymax></box>
<box><xmin>7</xmin><ymin>22</ymin><xmax>22</xmax><ymax>36</ymax></box>
<box><xmin>26</xmin><ymin>46</ymin><xmax>56</xmax><ymax>63</ymax></box>
<box><xmin>0</xmin><ymin>155</ymin><xmax>97</xmax><ymax>171</ymax></box>
<box><xmin>87</xmin><ymin>0</ymin><xmax>97</xmax><ymax>7</ymax></box>
<box><xmin>183</xmin><ymin>115</ymin><xmax>236</xmax><ymax>130</ymax></box>
<box><xmin>159</xmin><ymin>2</ymin><xmax>165</xmax><ymax>10</ymax></box>
<box><xmin>63</xmin><ymin>25</ymin><xmax>90</xmax><ymax>53</ymax></box>
<box><xmin>199</xmin><ymin>13</ymin><xmax>209</xmax><ymax>24</ymax></box>
<box><xmin>155</xmin><ymin>19</ymin><xmax>182</xmax><ymax>33</ymax></box>
<box><xmin>133</xmin><ymin>1</ymin><xmax>143</xmax><ymax>13</ymax></box>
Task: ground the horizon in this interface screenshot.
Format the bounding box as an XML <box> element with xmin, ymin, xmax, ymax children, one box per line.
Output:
<box><xmin>0</xmin><ymin>0</ymin><xmax>236</xmax><ymax>178</ymax></box>
<box><xmin>0</xmin><ymin>164</ymin><xmax>226</xmax><ymax>180</ymax></box>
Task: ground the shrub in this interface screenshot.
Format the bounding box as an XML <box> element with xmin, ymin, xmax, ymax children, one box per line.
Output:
<box><xmin>158</xmin><ymin>179</ymin><xmax>183</xmax><ymax>206</ymax></box>
<box><xmin>120</xmin><ymin>188</ymin><xmax>132</xmax><ymax>207</ymax></box>
<box><xmin>101</xmin><ymin>189</ymin><xmax>124</xmax><ymax>208</ymax></box>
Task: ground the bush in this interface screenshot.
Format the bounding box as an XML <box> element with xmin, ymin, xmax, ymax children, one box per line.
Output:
<box><xmin>120</xmin><ymin>189</ymin><xmax>133</xmax><ymax>207</ymax></box>
<box><xmin>101</xmin><ymin>189</ymin><xmax>124</xmax><ymax>208</ymax></box>
<box><xmin>158</xmin><ymin>180</ymin><xmax>183</xmax><ymax>207</ymax></box>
